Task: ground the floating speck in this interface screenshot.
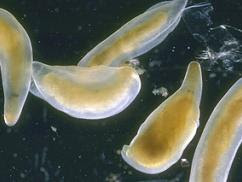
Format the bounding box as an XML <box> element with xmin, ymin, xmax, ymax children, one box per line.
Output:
<box><xmin>51</xmin><ymin>126</ymin><xmax>57</xmax><ymax>132</ymax></box>
<box><xmin>152</xmin><ymin>87</ymin><xmax>169</xmax><ymax>97</ymax></box>
<box><xmin>180</xmin><ymin>158</ymin><xmax>190</xmax><ymax>168</ymax></box>
<box><xmin>54</xmin><ymin>8</ymin><xmax>59</xmax><ymax>13</ymax></box>
<box><xmin>209</xmin><ymin>73</ymin><xmax>216</xmax><ymax>78</ymax></box>
<box><xmin>20</xmin><ymin>172</ymin><xmax>25</xmax><ymax>178</ymax></box>
<box><xmin>105</xmin><ymin>173</ymin><xmax>121</xmax><ymax>182</ymax></box>
<box><xmin>78</xmin><ymin>25</ymin><xmax>82</xmax><ymax>31</ymax></box>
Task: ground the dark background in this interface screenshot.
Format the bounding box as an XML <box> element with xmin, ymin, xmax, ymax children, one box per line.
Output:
<box><xmin>0</xmin><ymin>0</ymin><xmax>241</xmax><ymax>181</ymax></box>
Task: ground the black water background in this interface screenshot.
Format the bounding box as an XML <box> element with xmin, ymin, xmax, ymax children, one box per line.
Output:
<box><xmin>0</xmin><ymin>0</ymin><xmax>241</xmax><ymax>181</ymax></box>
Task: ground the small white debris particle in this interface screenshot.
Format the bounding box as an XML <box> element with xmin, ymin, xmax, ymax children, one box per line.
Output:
<box><xmin>78</xmin><ymin>25</ymin><xmax>82</xmax><ymax>31</ymax></box>
<box><xmin>51</xmin><ymin>126</ymin><xmax>57</xmax><ymax>132</ymax></box>
<box><xmin>128</xmin><ymin>59</ymin><xmax>146</xmax><ymax>75</ymax></box>
<box><xmin>20</xmin><ymin>173</ymin><xmax>25</xmax><ymax>178</ymax></box>
<box><xmin>105</xmin><ymin>173</ymin><xmax>121</xmax><ymax>182</ymax></box>
<box><xmin>152</xmin><ymin>87</ymin><xmax>168</xmax><ymax>97</ymax></box>
<box><xmin>209</xmin><ymin>73</ymin><xmax>216</xmax><ymax>78</ymax></box>
<box><xmin>54</xmin><ymin>8</ymin><xmax>59</xmax><ymax>13</ymax></box>
<box><xmin>180</xmin><ymin>158</ymin><xmax>190</xmax><ymax>168</ymax></box>
<box><xmin>116</xmin><ymin>149</ymin><xmax>121</xmax><ymax>155</ymax></box>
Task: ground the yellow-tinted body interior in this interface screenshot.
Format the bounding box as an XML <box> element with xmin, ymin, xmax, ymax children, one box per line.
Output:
<box><xmin>128</xmin><ymin>92</ymin><xmax>198</xmax><ymax>167</ymax></box>
<box><xmin>40</xmin><ymin>67</ymin><xmax>136</xmax><ymax>109</ymax></box>
<box><xmin>0</xmin><ymin>19</ymin><xmax>26</xmax><ymax>91</ymax></box>
<box><xmin>197</xmin><ymin>89</ymin><xmax>242</xmax><ymax>182</ymax></box>
<box><xmin>86</xmin><ymin>11</ymin><xmax>168</xmax><ymax>66</ymax></box>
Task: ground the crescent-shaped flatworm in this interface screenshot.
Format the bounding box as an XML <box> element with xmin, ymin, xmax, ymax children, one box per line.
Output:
<box><xmin>31</xmin><ymin>61</ymin><xmax>141</xmax><ymax>119</ymax></box>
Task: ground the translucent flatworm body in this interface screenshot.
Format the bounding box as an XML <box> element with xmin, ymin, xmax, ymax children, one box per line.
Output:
<box><xmin>78</xmin><ymin>0</ymin><xmax>188</xmax><ymax>67</ymax></box>
<box><xmin>189</xmin><ymin>78</ymin><xmax>242</xmax><ymax>182</ymax></box>
<box><xmin>0</xmin><ymin>9</ymin><xmax>32</xmax><ymax>126</ymax></box>
<box><xmin>31</xmin><ymin>61</ymin><xmax>141</xmax><ymax>119</ymax></box>
<box><xmin>121</xmin><ymin>61</ymin><xmax>202</xmax><ymax>174</ymax></box>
